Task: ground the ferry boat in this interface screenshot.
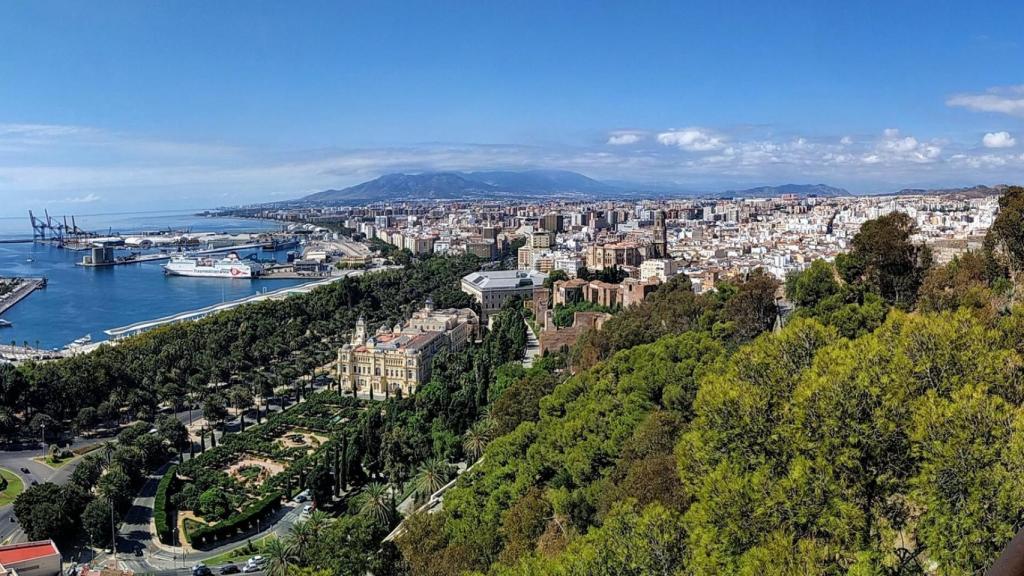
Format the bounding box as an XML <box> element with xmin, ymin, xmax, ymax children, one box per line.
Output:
<box><xmin>163</xmin><ymin>252</ymin><xmax>262</xmax><ymax>278</ymax></box>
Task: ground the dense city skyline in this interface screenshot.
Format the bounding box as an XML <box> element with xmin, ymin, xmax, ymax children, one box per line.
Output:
<box><xmin>1</xmin><ymin>2</ymin><xmax>1022</xmax><ymax>214</ymax></box>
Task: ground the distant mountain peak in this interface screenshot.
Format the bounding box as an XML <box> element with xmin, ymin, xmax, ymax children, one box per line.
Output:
<box><xmin>300</xmin><ymin>169</ymin><xmax>623</xmax><ymax>203</ymax></box>
<box><xmin>721</xmin><ymin>183</ymin><xmax>850</xmax><ymax>198</ymax></box>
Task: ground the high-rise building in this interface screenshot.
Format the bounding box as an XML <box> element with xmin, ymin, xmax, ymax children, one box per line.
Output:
<box><xmin>529</xmin><ymin>231</ymin><xmax>554</xmax><ymax>250</ymax></box>
<box><xmin>541</xmin><ymin>213</ymin><xmax>564</xmax><ymax>233</ymax></box>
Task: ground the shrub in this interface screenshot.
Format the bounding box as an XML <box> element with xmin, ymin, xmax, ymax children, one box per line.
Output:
<box><xmin>154</xmin><ymin>465</ymin><xmax>177</xmax><ymax>544</ymax></box>
<box><xmin>185</xmin><ymin>491</ymin><xmax>282</xmax><ymax>548</ymax></box>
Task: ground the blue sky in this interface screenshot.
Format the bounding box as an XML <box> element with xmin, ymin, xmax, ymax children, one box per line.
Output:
<box><xmin>0</xmin><ymin>0</ymin><xmax>1022</xmax><ymax>214</ymax></box>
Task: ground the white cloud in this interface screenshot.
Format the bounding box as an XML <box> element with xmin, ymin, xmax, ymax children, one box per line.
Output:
<box><xmin>62</xmin><ymin>193</ymin><xmax>101</xmax><ymax>203</ymax></box>
<box><xmin>4</xmin><ymin>120</ymin><xmax>1024</xmax><ymax>212</ymax></box>
<box><xmin>656</xmin><ymin>128</ymin><xmax>725</xmax><ymax>151</ymax></box>
<box><xmin>606</xmin><ymin>131</ymin><xmax>643</xmax><ymax>145</ymax></box>
<box><xmin>874</xmin><ymin>129</ymin><xmax>942</xmax><ymax>163</ymax></box>
<box><xmin>947</xmin><ymin>85</ymin><xmax>1024</xmax><ymax>117</ymax></box>
<box><xmin>983</xmin><ymin>131</ymin><xmax>1016</xmax><ymax>148</ymax></box>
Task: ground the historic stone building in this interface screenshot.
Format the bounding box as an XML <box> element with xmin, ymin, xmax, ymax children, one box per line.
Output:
<box><xmin>336</xmin><ymin>299</ymin><xmax>478</xmax><ymax>398</ymax></box>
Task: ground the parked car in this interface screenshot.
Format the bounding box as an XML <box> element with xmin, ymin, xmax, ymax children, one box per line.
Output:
<box><xmin>219</xmin><ymin>564</ymin><xmax>240</xmax><ymax>574</ymax></box>
<box><xmin>302</xmin><ymin>504</ymin><xmax>313</xmax><ymax>515</ymax></box>
<box><xmin>240</xmin><ymin>565</ymin><xmax>260</xmax><ymax>574</ymax></box>
<box><xmin>191</xmin><ymin>564</ymin><xmax>212</xmax><ymax>576</ymax></box>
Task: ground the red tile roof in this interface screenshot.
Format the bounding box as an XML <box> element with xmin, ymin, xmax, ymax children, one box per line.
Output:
<box><xmin>0</xmin><ymin>540</ymin><xmax>60</xmax><ymax>565</ymax></box>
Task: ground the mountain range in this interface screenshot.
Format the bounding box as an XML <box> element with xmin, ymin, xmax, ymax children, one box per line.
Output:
<box><xmin>298</xmin><ymin>170</ymin><xmax>856</xmax><ymax>204</ymax></box>
<box><xmin>894</xmin><ymin>184</ymin><xmax>1008</xmax><ymax>198</ymax></box>
<box><xmin>297</xmin><ymin>170</ymin><xmax>1006</xmax><ymax>204</ymax></box>
<box><xmin>721</xmin><ymin>183</ymin><xmax>850</xmax><ymax>198</ymax></box>
<box><xmin>301</xmin><ymin>170</ymin><xmax>617</xmax><ymax>203</ymax></box>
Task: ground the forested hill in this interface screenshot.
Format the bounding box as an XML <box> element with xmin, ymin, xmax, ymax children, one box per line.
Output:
<box><xmin>395</xmin><ymin>186</ymin><xmax>1024</xmax><ymax>574</ymax></box>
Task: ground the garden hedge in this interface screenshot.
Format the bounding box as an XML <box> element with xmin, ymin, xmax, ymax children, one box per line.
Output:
<box><xmin>154</xmin><ymin>465</ymin><xmax>177</xmax><ymax>544</ymax></box>
<box><xmin>185</xmin><ymin>490</ymin><xmax>282</xmax><ymax>547</ymax></box>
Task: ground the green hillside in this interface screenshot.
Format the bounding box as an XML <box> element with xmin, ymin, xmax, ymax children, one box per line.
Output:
<box><xmin>395</xmin><ymin>187</ymin><xmax>1024</xmax><ymax>575</ymax></box>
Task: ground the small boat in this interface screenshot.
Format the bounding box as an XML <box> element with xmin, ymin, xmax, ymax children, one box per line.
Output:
<box><xmin>25</xmin><ymin>258</ymin><xmax>33</xmax><ymax>263</ymax></box>
<box><xmin>69</xmin><ymin>334</ymin><xmax>92</xmax><ymax>347</ymax></box>
<box><xmin>0</xmin><ymin>319</ymin><xmax>11</xmax><ymax>328</ymax></box>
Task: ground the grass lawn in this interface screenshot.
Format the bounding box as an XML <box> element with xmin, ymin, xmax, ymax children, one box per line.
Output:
<box><xmin>203</xmin><ymin>534</ymin><xmax>277</xmax><ymax>566</ymax></box>
<box><xmin>31</xmin><ymin>455</ymin><xmax>74</xmax><ymax>469</ymax></box>
<box><xmin>0</xmin><ymin>468</ymin><xmax>24</xmax><ymax>507</ymax></box>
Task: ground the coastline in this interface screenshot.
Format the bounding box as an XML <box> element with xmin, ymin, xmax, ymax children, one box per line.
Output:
<box><xmin>0</xmin><ymin>277</ymin><xmax>46</xmax><ymax>316</ymax></box>
<box><xmin>0</xmin><ymin>212</ymin><xmax>307</xmax><ymax>350</ymax></box>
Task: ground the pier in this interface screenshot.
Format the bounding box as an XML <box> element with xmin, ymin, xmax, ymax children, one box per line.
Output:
<box><xmin>0</xmin><ymin>277</ymin><xmax>46</xmax><ymax>316</ymax></box>
<box><xmin>0</xmin><ymin>343</ymin><xmax>65</xmax><ymax>363</ymax></box>
<box><xmin>104</xmin><ymin>269</ymin><xmax>383</xmax><ymax>339</ymax></box>
<box><xmin>76</xmin><ymin>252</ymin><xmax>171</xmax><ymax>267</ymax></box>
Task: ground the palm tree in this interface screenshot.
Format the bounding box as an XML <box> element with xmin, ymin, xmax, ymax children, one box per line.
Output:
<box><xmin>286</xmin><ymin>520</ymin><xmax>314</xmax><ymax>563</ymax></box>
<box><xmin>463</xmin><ymin>421</ymin><xmax>491</xmax><ymax>461</ymax></box>
<box><xmin>359</xmin><ymin>482</ymin><xmax>393</xmax><ymax>527</ymax></box>
<box><xmin>264</xmin><ymin>537</ymin><xmax>295</xmax><ymax>576</ymax></box>
<box><xmin>305</xmin><ymin>510</ymin><xmax>330</xmax><ymax>536</ymax></box>
<box><xmin>413</xmin><ymin>458</ymin><xmax>453</xmax><ymax>500</ymax></box>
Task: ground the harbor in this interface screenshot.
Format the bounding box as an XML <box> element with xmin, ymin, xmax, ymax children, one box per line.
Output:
<box><xmin>0</xmin><ymin>209</ymin><xmax>379</xmax><ymax>350</ymax></box>
<box><xmin>0</xmin><ymin>210</ymin><xmax>313</xmax><ymax>349</ymax></box>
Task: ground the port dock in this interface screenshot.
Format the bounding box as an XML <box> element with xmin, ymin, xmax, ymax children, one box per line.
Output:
<box><xmin>0</xmin><ymin>277</ymin><xmax>47</xmax><ymax>316</ymax></box>
<box><xmin>76</xmin><ymin>252</ymin><xmax>172</xmax><ymax>267</ymax></box>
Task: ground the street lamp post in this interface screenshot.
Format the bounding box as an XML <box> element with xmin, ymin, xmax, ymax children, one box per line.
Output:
<box><xmin>109</xmin><ymin>496</ymin><xmax>117</xmax><ymax>568</ymax></box>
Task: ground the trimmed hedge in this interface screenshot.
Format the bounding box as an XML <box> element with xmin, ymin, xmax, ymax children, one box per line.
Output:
<box><xmin>185</xmin><ymin>491</ymin><xmax>282</xmax><ymax>548</ymax></box>
<box><xmin>154</xmin><ymin>465</ymin><xmax>177</xmax><ymax>544</ymax></box>
<box><xmin>72</xmin><ymin>442</ymin><xmax>105</xmax><ymax>457</ymax></box>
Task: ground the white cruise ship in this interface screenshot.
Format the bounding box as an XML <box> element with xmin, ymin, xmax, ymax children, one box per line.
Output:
<box><xmin>163</xmin><ymin>253</ymin><xmax>262</xmax><ymax>278</ymax></box>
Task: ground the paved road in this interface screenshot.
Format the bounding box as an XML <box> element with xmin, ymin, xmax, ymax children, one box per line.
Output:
<box><xmin>105</xmin><ymin>380</ymin><xmax>333</xmax><ymax>573</ymax></box>
<box><xmin>0</xmin><ymin>404</ymin><xmax>204</xmax><ymax>545</ymax></box>
<box><xmin>0</xmin><ymin>442</ymin><xmax>89</xmax><ymax>543</ymax></box>
<box><xmin>523</xmin><ymin>319</ymin><xmax>540</xmax><ymax>368</ymax></box>
<box><xmin>1</xmin><ymin>375</ymin><xmax>329</xmax><ymax>560</ymax></box>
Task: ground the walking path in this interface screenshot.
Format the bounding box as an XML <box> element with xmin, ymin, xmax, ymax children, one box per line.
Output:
<box><xmin>523</xmin><ymin>319</ymin><xmax>540</xmax><ymax>367</ymax></box>
<box><xmin>95</xmin><ymin>379</ymin><xmax>333</xmax><ymax>573</ymax></box>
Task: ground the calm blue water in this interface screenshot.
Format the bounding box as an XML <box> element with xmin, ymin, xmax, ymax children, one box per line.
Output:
<box><xmin>0</xmin><ymin>210</ymin><xmax>308</xmax><ymax>349</ymax></box>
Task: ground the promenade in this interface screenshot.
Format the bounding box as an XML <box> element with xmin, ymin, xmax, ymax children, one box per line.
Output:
<box><xmin>0</xmin><ymin>277</ymin><xmax>45</xmax><ymax>316</ymax></box>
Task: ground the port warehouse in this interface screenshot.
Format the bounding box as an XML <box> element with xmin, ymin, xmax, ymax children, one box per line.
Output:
<box><xmin>0</xmin><ymin>540</ymin><xmax>61</xmax><ymax>576</ymax></box>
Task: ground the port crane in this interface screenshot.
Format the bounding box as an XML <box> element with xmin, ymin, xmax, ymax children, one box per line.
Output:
<box><xmin>29</xmin><ymin>210</ymin><xmax>94</xmax><ymax>245</ymax></box>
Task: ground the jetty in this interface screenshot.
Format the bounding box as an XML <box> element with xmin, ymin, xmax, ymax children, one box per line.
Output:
<box><xmin>77</xmin><ymin>252</ymin><xmax>171</xmax><ymax>268</ymax></box>
<box><xmin>0</xmin><ymin>343</ymin><xmax>66</xmax><ymax>362</ymax></box>
<box><xmin>0</xmin><ymin>277</ymin><xmax>46</xmax><ymax>316</ymax></box>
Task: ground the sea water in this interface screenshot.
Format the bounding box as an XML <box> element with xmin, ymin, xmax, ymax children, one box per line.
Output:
<box><xmin>0</xmin><ymin>209</ymin><xmax>308</xmax><ymax>349</ymax></box>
